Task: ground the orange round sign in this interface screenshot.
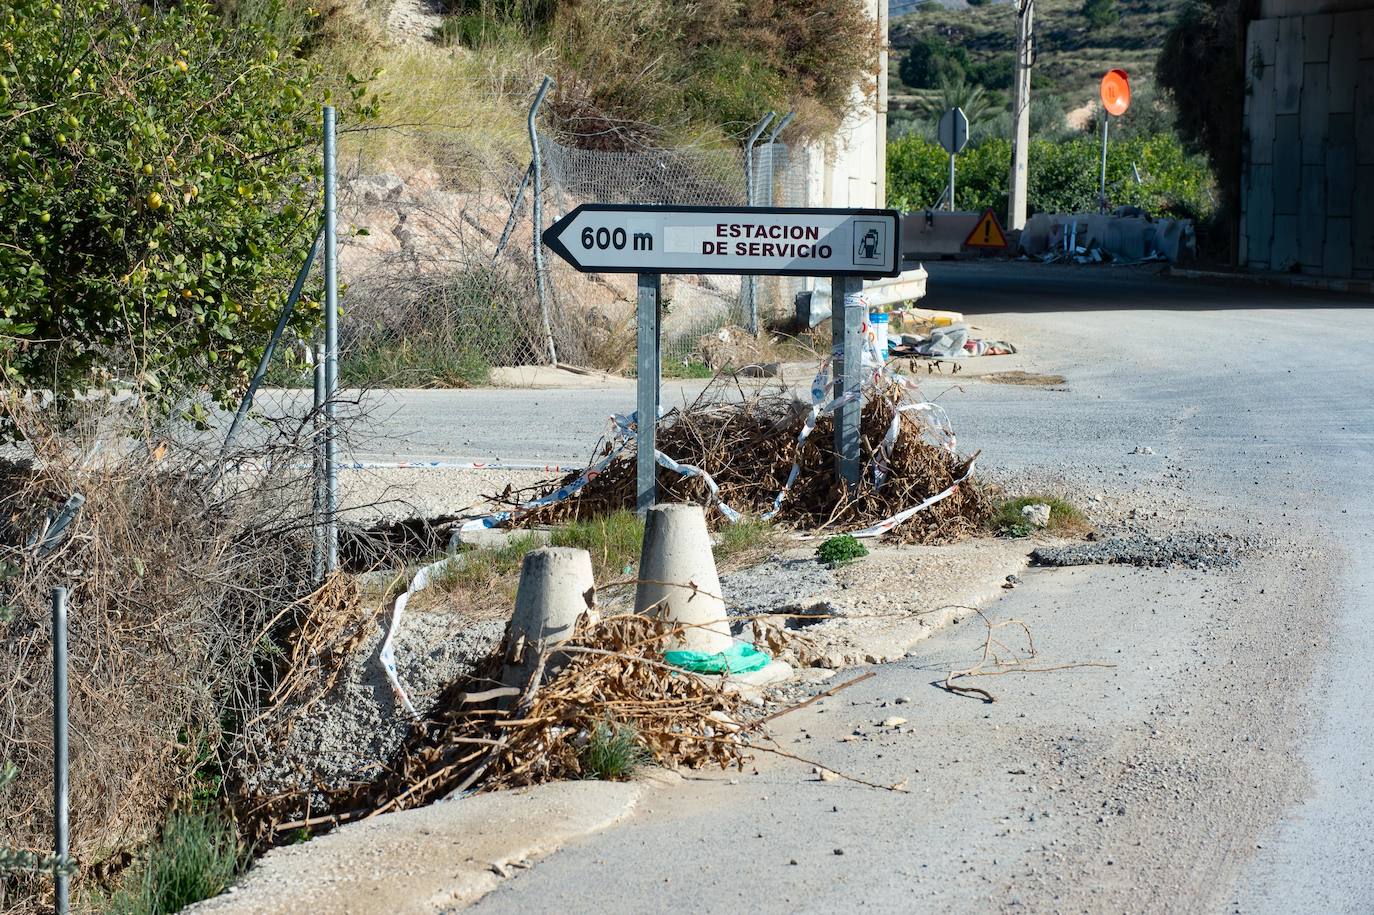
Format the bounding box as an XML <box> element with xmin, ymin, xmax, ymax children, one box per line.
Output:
<box><xmin>1100</xmin><ymin>69</ymin><xmax>1131</xmax><ymax>116</ymax></box>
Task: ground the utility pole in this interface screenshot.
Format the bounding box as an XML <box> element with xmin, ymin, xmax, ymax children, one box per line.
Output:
<box><xmin>1007</xmin><ymin>0</ymin><xmax>1034</xmax><ymax>231</ymax></box>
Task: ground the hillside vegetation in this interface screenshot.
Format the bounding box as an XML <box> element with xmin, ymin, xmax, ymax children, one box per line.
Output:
<box><xmin>890</xmin><ymin>0</ymin><xmax>1184</xmax><ymax>133</ymax></box>
<box><xmin>886</xmin><ymin>0</ymin><xmax>1217</xmax><ymax>222</ymax></box>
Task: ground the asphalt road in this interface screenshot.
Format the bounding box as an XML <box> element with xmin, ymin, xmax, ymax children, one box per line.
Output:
<box><xmin>395</xmin><ymin>262</ymin><xmax>1372</xmax><ymax>913</ymax></box>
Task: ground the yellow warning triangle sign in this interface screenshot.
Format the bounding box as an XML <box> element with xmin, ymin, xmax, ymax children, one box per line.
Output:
<box><xmin>964</xmin><ymin>208</ymin><xmax>1008</xmax><ymax>249</ymax></box>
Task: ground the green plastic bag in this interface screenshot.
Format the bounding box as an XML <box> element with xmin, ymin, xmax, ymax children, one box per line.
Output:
<box><xmin>663</xmin><ymin>641</ymin><xmax>771</xmax><ymax>675</ymax></box>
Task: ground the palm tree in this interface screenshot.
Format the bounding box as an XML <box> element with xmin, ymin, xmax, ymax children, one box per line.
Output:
<box><xmin>918</xmin><ymin>77</ymin><xmax>994</xmax><ymax>124</ymax></box>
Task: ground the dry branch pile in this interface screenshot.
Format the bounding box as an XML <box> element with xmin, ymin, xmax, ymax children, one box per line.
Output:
<box><xmin>303</xmin><ymin>612</ymin><xmax>751</xmax><ymax>831</ymax></box>
<box><xmin>512</xmin><ymin>375</ymin><xmax>991</xmax><ymax>542</ymax></box>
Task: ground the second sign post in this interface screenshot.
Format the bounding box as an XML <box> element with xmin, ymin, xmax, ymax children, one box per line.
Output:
<box><xmin>543</xmin><ymin>204</ymin><xmax>901</xmax><ymax>512</ymax></box>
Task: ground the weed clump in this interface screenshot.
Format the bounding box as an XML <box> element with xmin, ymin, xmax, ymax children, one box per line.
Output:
<box><xmin>815</xmin><ymin>534</ymin><xmax>868</xmax><ymax>567</ymax></box>
<box><xmin>105</xmin><ymin>807</ymin><xmax>241</xmax><ymax>915</ymax></box>
<box><xmin>579</xmin><ymin>721</ymin><xmax>651</xmax><ymax>781</ymax></box>
<box><xmin>992</xmin><ymin>495</ymin><xmax>1087</xmax><ymax>538</ymax></box>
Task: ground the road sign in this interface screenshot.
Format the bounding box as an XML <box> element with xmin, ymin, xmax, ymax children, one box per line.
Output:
<box><xmin>1100</xmin><ymin>69</ymin><xmax>1131</xmax><ymax>116</ymax></box>
<box><xmin>938</xmin><ymin>107</ymin><xmax>969</xmax><ymax>156</ymax></box>
<box><xmin>542</xmin><ymin>204</ymin><xmax>901</xmax><ymax>278</ymax></box>
<box><xmin>964</xmin><ymin>208</ymin><xmax>1008</xmax><ymax>249</ymax></box>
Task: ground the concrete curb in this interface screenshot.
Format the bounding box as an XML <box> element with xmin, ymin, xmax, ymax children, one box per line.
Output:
<box><xmin>188</xmin><ymin>781</ymin><xmax>642</xmax><ymax>915</ymax></box>
<box><xmin>1168</xmin><ymin>266</ymin><xmax>1374</xmax><ymax>296</ymax></box>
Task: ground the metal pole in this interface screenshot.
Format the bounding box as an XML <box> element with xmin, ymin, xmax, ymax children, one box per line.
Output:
<box><xmin>636</xmin><ymin>273</ymin><xmax>661</xmax><ymax>515</ymax></box>
<box><xmin>1099</xmin><ymin>113</ymin><xmax>1110</xmax><ymax>214</ymax></box>
<box><xmin>742</xmin><ymin>112</ymin><xmax>775</xmax><ymax>336</ymax></box>
<box><xmin>831</xmin><ymin>276</ymin><xmax>864</xmax><ymax>491</ymax></box>
<box><xmin>492</xmin><ymin>161</ymin><xmax>533</xmax><ymax>264</ymax></box>
<box><xmin>322</xmin><ymin>106</ymin><xmax>339</xmax><ymax>573</ymax></box>
<box><xmin>52</xmin><ymin>587</ymin><xmax>68</xmax><ymax>915</ymax></box>
<box><xmin>312</xmin><ymin>341</ymin><xmax>326</xmax><ymax>583</ymax></box>
<box><xmin>948</xmin><ymin>153</ymin><xmax>956</xmax><ymax>212</ymax></box>
<box><xmin>218</xmin><ymin>227</ymin><xmax>323</xmax><ymax>470</ymax></box>
<box><xmin>528</xmin><ymin>76</ymin><xmax>557</xmax><ymax>366</ymax></box>
<box><xmin>1007</xmin><ymin>0</ymin><xmax>1034</xmax><ymax>230</ymax></box>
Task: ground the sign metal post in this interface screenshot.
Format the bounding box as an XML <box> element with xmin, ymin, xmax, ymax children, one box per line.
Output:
<box><xmin>635</xmin><ymin>273</ymin><xmax>661</xmax><ymax>515</ymax></box>
<box><xmin>938</xmin><ymin>107</ymin><xmax>969</xmax><ymax>211</ymax></box>
<box><xmin>831</xmin><ymin>276</ymin><xmax>865</xmax><ymax>490</ymax></box>
<box><xmin>543</xmin><ymin>204</ymin><xmax>900</xmax><ymax>511</ymax></box>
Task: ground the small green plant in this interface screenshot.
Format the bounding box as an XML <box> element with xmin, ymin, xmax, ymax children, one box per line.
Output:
<box><xmin>550</xmin><ymin>511</ymin><xmax>645</xmax><ymax>580</ymax></box>
<box><xmin>580</xmin><ymin>721</ymin><xmax>650</xmax><ymax>780</ymax></box>
<box><xmin>660</xmin><ymin>359</ymin><xmax>715</xmax><ymax>380</ymax></box>
<box><xmin>992</xmin><ymin>495</ymin><xmax>1088</xmax><ymax>538</ymax></box>
<box><xmin>106</xmin><ymin>806</ymin><xmax>240</xmax><ymax>915</ymax></box>
<box><xmin>815</xmin><ymin>534</ymin><xmax>868</xmax><ymax>566</ymax></box>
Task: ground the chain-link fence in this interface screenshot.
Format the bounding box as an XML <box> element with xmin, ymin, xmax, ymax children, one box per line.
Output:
<box><xmin>326</xmin><ymin>113</ymin><xmax>814</xmax><ymax>383</ymax></box>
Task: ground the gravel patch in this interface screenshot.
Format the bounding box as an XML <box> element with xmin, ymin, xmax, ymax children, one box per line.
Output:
<box><xmin>720</xmin><ymin>556</ymin><xmax>840</xmax><ymax>618</ymax></box>
<box><xmin>243</xmin><ymin>609</ymin><xmax>505</xmax><ymax>811</ymax></box>
<box><xmin>1031</xmin><ymin>530</ymin><xmax>1250</xmax><ymax>570</ymax></box>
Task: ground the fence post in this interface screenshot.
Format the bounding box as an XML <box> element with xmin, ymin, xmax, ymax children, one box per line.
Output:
<box><xmin>528</xmin><ymin>76</ymin><xmax>558</xmax><ymax>367</ymax></box>
<box><xmin>51</xmin><ymin>587</ymin><xmax>68</xmax><ymax>915</ymax></box>
<box><xmin>831</xmin><ymin>277</ymin><xmax>864</xmax><ymax>491</ymax></box>
<box><xmin>312</xmin><ymin>341</ymin><xmax>326</xmax><ymax>583</ymax></box>
<box><xmin>493</xmin><ymin>161</ymin><xmax>533</xmax><ymax>264</ymax></box>
<box><xmin>323</xmin><ymin>106</ymin><xmax>339</xmax><ymax>573</ymax></box>
<box><xmin>217</xmin><ymin>227</ymin><xmax>323</xmax><ymax>473</ymax></box>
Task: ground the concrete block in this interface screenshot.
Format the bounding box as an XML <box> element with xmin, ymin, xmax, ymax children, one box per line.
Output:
<box><xmin>1327</xmin><ymin>113</ymin><xmax>1356</xmax><ymax>217</ymax></box>
<box><xmin>1301</xmin><ymin>63</ymin><xmax>1330</xmax><ymax>165</ymax></box>
<box><xmin>634</xmin><ymin>503</ymin><xmax>732</xmax><ymax>655</ymax></box>
<box><xmin>1355</xmin><ymin>166</ymin><xmax>1374</xmax><ymax>270</ymax></box>
<box><xmin>1249</xmin><ymin>66</ymin><xmax>1276</xmax><ymax>165</ymax></box>
<box><xmin>1245</xmin><ymin>165</ymin><xmax>1275</xmax><ymax>266</ymax></box>
<box><xmin>1325</xmin><ymin>218</ymin><xmax>1354</xmax><ymax>277</ymax></box>
<box><xmin>502</xmin><ymin>547</ymin><xmax>596</xmax><ymax>694</ymax></box>
<box><xmin>1304</xmin><ymin>14</ymin><xmax>1332</xmax><ymax>62</ymax></box>
<box><xmin>1358</xmin><ymin>61</ymin><xmax>1374</xmax><ymax>164</ymax></box>
<box><xmin>1329</xmin><ymin>14</ymin><xmax>1360</xmax><ymax>112</ymax></box>
<box><xmin>1273</xmin><ymin>115</ymin><xmax>1302</xmax><ymax>213</ymax></box>
<box><xmin>1272</xmin><ymin>213</ymin><xmax>1300</xmax><ymax>270</ymax></box>
<box><xmin>1276</xmin><ymin>17</ymin><xmax>1305</xmax><ymax>115</ymax></box>
<box><xmin>1299</xmin><ymin>165</ymin><xmax>1327</xmax><ymax>269</ymax></box>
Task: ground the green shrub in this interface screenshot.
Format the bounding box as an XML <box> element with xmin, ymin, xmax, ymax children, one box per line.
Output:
<box><xmin>815</xmin><ymin>534</ymin><xmax>868</xmax><ymax>566</ymax></box>
<box><xmin>107</xmin><ymin>807</ymin><xmax>241</xmax><ymax>915</ymax></box>
<box><xmin>898</xmin><ymin>34</ymin><xmax>970</xmax><ymax>90</ymax></box>
<box><xmin>887</xmin><ymin>132</ymin><xmax>1215</xmax><ymax>221</ymax></box>
<box><xmin>1082</xmin><ymin>0</ymin><xmax>1121</xmax><ymax>30</ymax></box>
<box><xmin>549</xmin><ymin>0</ymin><xmax>877</xmax><ymax>145</ymax></box>
<box><xmin>0</xmin><ymin>0</ymin><xmax>376</xmax><ymax>412</ymax></box>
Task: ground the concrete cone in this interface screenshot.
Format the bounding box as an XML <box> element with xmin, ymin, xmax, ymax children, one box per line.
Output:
<box><xmin>634</xmin><ymin>503</ymin><xmax>733</xmax><ymax>654</ymax></box>
<box><xmin>501</xmin><ymin>547</ymin><xmax>596</xmax><ymax>696</ymax></box>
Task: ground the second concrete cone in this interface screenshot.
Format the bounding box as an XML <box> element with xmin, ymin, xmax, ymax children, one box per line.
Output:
<box><xmin>502</xmin><ymin>547</ymin><xmax>596</xmax><ymax>695</ymax></box>
<box><xmin>634</xmin><ymin>503</ymin><xmax>733</xmax><ymax>654</ymax></box>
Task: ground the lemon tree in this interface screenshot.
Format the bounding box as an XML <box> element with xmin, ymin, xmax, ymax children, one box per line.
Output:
<box><xmin>0</xmin><ymin>0</ymin><xmax>374</xmax><ymax>411</ymax></box>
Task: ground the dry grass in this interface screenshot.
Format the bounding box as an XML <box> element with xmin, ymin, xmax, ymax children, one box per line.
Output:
<box><xmin>0</xmin><ymin>396</ymin><xmax>323</xmax><ymax>911</ymax></box>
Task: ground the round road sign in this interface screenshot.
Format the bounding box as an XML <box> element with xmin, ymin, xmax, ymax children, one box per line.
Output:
<box><xmin>1100</xmin><ymin>69</ymin><xmax>1131</xmax><ymax>117</ymax></box>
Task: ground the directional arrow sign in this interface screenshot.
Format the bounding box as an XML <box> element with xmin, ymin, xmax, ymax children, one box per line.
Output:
<box><xmin>542</xmin><ymin>204</ymin><xmax>901</xmax><ymax>278</ymax></box>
